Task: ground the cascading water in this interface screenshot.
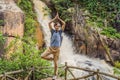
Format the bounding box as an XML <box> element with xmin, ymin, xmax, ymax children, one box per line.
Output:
<box><xmin>33</xmin><ymin>0</ymin><xmax>116</xmax><ymax>79</ymax></box>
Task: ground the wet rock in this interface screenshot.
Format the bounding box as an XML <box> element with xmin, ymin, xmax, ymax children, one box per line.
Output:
<box><xmin>111</xmin><ymin>50</ymin><xmax>120</xmax><ymax>61</ymax></box>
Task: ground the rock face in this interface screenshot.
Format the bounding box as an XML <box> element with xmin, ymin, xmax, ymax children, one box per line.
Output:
<box><xmin>0</xmin><ymin>0</ymin><xmax>24</xmax><ymax>57</ymax></box>
<box><xmin>71</xmin><ymin>5</ymin><xmax>120</xmax><ymax>61</ymax></box>
<box><xmin>113</xmin><ymin>13</ymin><xmax>120</xmax><ymax>32</ymax></box>
<box><xmin>35</xmin><ymin>22</ymin><xmax>45</xmax><ymax>49</ymax></box>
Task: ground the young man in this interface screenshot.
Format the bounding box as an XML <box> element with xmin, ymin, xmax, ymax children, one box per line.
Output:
<box><xmin>41</xmin><ymin>13</ymin><xmax>66</xmax><ymax>80</ymax></box>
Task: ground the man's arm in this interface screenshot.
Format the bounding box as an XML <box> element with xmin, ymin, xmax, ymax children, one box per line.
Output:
<box><xmin>49</xmin><ymin>15</ymin><xmax>58</xmax><ymax>30</ymax></box>
<box><xmin>58</xmin><ymin>17</ymin><xmax>66</xmax><ymax>31</ymax></box>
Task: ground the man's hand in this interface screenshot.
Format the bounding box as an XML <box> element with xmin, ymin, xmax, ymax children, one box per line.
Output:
<box><xmin>49</xmin><ymin>13</ymin><xmax>58</xmax><ymax>30</ymax></box>
<box><xmin>56</xmin><ymin>12</ymin><xmax>59</xmax><ymax>18</ymax></box>
<box><xmin>57</xmin><ymin>13</ymin><xmax>66</xmax><ymax>31</ymax></box>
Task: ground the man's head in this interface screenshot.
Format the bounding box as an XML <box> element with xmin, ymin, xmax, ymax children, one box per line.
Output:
<box><xmin>54</xmin><ymin>22</ymin><xmax>61</xmax><ymax>30</ymax></box>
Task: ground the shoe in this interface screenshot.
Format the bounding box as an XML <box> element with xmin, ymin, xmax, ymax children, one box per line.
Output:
<box><xmin>52</xmin><ymin>75</ymin><xmax>57</xmax><ymax>80</ymax></box>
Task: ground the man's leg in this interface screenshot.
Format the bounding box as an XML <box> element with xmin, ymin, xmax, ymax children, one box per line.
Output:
<box><xmin>41</xmin><ymin>47</ymin><xmax>54</xmax><ymax>61</ymax></box>
<box><xmin>53</xmin><ymin>58</ymin><xmax>58</xmax><ymax>76</ymax></box>
<box><xmin>53</xmin><ymin>48</ymin><xmax>60</xmax><ymax>76</ymax></box>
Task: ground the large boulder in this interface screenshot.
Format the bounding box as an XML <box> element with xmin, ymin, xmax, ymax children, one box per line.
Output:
<box><xmin>0</xmin><ymin>0</ymin><xmax>24</xmax><ymax>58</ymax></box>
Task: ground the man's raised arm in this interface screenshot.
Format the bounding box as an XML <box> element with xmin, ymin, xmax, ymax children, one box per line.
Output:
<box><xmin>58</xmin><ymin>16</ymin><xmax>66</xmax><ymax>31</ymax></box>
<box><xmin>49</xmin><ymin>15</ymin><xmax>57</xmax><ymax>30</ymax></box>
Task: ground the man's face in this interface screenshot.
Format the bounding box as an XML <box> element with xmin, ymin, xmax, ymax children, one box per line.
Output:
<box><xmin>54</xmin><ymin>23</ymin><xmax>60</xmax><ymax>30</ymax></box>
<box><xmin>54</xmin><ymin>25</ymin><xmax>59</xmax><ymax>30</ymax></box>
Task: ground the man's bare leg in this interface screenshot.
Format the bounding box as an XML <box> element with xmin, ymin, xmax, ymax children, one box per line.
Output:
<box><xmin>54</xmin><ymin>58</ymin><xmax>58</xmax><ymax>76</ymax></box>
<box><xmin>53</xmin><ymin>53</ymin><xmax>59</xmax><ymax>76</ymax></box>
<box><xmin>53</xmin><ymin>48</ymin><xmax>60</xmax><ymax>77</ymax></box>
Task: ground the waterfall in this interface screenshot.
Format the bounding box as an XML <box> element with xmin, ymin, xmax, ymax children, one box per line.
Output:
<box><xmin>33</xmin><ymin>0</ymin><xmax>116</xmax><ymax>79</ymax></box>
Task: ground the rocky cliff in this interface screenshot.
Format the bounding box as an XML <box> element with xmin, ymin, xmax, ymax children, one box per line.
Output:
<box><xmin>0</xmin><ymin>0</ymin><xmax>24</xmax><ymax>58</ymax></box>
<box><xmin>72</xmin><ymin>5</ymin><xmax>120</xmax><ymax>62</ymax></box>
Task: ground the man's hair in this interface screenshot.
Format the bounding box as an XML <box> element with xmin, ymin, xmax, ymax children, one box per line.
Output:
<box><xmin>54</xmin><ymin>22</ymin><xmax>61</xmax><ymax>27</ymax></box>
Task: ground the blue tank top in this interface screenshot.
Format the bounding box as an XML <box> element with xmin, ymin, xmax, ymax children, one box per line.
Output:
<box><xmin>50</xmin><ymin>29</ymin><xmax>62</xmax><ymax>47</ymax></box>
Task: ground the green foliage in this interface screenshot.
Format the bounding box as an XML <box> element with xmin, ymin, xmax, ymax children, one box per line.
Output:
<box><xmin>51</xmin><ymin>0</ymin><xmax>74</xmax><ymax>22</ymax></box>
<box><xmin>80</xmin><ymin>0</ymin><xmax>120</xmax><ymax>39</ymax></box>
<box><xmin>78</xmin><ymin>0</ymin><xmax>120</xmax><ymax>32</ymax></box>
<box><xmin>114</xmin><ymin>67</ymin><xmax>120</xmax><ymax>76</ymax></box>
<box><xmin>0</xmin><ymin>43</ymin><xmax>52</xmax><ymax>79</ymax></box>
<box><xmin>17</xmin><ymin>0</ymin><xmax>38</xmax><ymax>54</ymax></box>
<box><xmin>43</xmin><ymin>7</ymin><xmax>52</xmax><ymax>16</ymax></box>
<box><xmin>0</xmin><ymin>37</ymin><xmax>64</xmax><ymax>78</ymax></box>
<box><xmin>51</xmin><ymin>0</ymin><xmax>120</xmax><ymax>39</ymax></box>
<box><xmin>0</xmin><ymin>20</ymin><xmax>4</xmax><ymax>26</ymax></box>
<box><xmin>101</xmin><ymin>27</ymin><xmax>120</xmax><ymax>39</ymax></box>
<box><xmin>115</xmin><ymin>61</ymin><xmax>120</xmax><ymax>69</ymax></box>
<box><xmin>0</xmin><ymin>33</ymin><xmax>53</xmax><ymax>79</ymax></box>
<box><xmin>17</xmin><ymin>0</ymin><xmax>36</xmax><ymax>39</ymax></box>
<box><xmin>24</xmin><ymin>17</ymin><xmax>36</xmax><ymax>37</ymax></box>
<box><xmin>78</xmin><ymin>0</ymin><xmax>120</xmax><ymax>18</ymax></box>
<box><xmin>17</xmin><ymin>0</ymin><xmax>35</xmax><ymax>17</ymax></box>
<box><xmin>0</xmin><ymin>33</ymin><xmax>6</xmax><ymax>53</ymax></box>
<box><xmin>114</xmin><ymin>61</ymin><xmax>120</xmax><ymax>76</ymax></box>
<box><xmin>0</xmin><ymin>33</ymin><xmax>5</xmax><ymax>45</ymax></box>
